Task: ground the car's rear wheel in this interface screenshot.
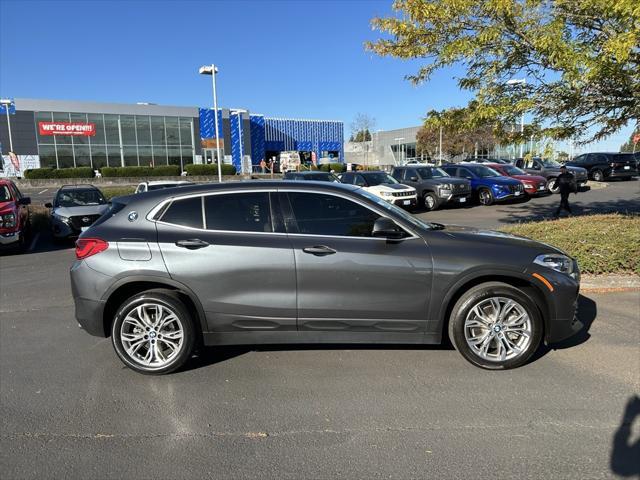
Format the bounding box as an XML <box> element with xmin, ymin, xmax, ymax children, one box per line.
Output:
<box><xmin>478</xmin><ymin>188</ymin><xmax>494</xmax><ymax>206</ymax></box>
<box><xmin>423</xmin><ymin>192</ymin><xmax>439</xmax><ymax>211</ymax></box>
<box><xmin>547</xmin><ymin>177</ymin><xmax>559</xmax><ymax>193</ymax></box>
<box><xmin>111</xmin><ymin>290</ymin><xmax>195</xmax><ymax>375</ymax></box>
<box><xmin>591</xmin><ymin>169</ymin><xmax>604</xmax><ymax>182</ymax></box>
<box><xmin>448</xmin><ymin>282</ymin><xmax>543</xmax><ymax>370</ymax></box>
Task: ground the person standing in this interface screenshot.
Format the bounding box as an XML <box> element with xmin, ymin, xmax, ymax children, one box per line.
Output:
<box><xmin>554</xmin><ymin>165</ymin><xmax>577</xmax><ymax>217</ymax></box>
<box><xmin>259</xmin><ymin>158</ymin><xmax>267</xmax><ymax>174</ymax></box>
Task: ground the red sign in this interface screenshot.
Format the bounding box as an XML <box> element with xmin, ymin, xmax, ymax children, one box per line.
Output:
<box><xmin>38</xmin><ymin>122</ymin><xmax>96</xmax><ymax>136</ymax></box>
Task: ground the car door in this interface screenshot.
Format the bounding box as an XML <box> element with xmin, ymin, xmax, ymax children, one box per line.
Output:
<box><xmin>402</xmin><ymin>168</ymin><xmax>420</xmax><ymax>189</ymax></box>
<box><xmin>9</xmin><ymin>182</ymin><xmax>29</xmax><ymax>228</ymax></box>
<box><xmin>281</xmin><ymin>189</ymin><xmax>432</xmax><ymax>333</ymax></box>
<box><xmin>155</xmin><ymin>190</ymin><xmax>297</xmax><ymax>332</ymax></box>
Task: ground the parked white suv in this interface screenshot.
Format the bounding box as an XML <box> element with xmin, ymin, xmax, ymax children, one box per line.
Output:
<box><xmin>135</xmin><ymin>181</ymin><xmax>193</xmax><ymax>194</ymax></box>
<box><xmin>338</xmin><ymin>171</ymin><xmax>417</xmax><ymax>209</ymax></box>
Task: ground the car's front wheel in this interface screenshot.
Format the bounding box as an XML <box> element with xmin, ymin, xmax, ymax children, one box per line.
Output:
<box><xmin>448</xmin><ymin>282</ymin><xmax>543</xmax><ymax>370</ymax></box>
<box><xmin>111</xmin><ymin>290</ymin><xmax>196</xmax><ymax>375</ymax></box>
<box><xmin>477</xmin><ymin>188</ymin><xmax>494</xmax><ymax>206</ymax></box>
<box><xmin>422</xmin><ymin>192</ymin><xmax>439</xmax><ymax>211</ymax></box>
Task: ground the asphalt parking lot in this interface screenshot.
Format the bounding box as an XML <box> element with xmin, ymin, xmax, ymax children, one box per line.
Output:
<box><xmin>1</xmin><ymin>178</ymin><xmax>639</xmax><ymax>479</ymax></box>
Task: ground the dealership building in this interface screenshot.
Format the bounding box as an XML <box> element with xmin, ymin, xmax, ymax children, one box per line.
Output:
<box><xmin>0</xmin><ymin>98</ymin><xmax>344</xmax><ymax>174</ymax></box>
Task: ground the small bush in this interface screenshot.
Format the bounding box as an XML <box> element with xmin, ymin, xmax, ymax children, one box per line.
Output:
<box><xmin>100</xmin><ymin>186</ymin><xmax>137</xmax><ymax>200</ymax></box>
<box><xmin>100</xmin><ymin>165</ymin><xmax>181</xmax><ymax>177</ymax></box>
<box><xmin>319</xmin><ymin>162</ymin><xmax>346</xmax><ymax>173</ymax></box>
<box><xmin>24</xmin><ymin>167</ymin><xmax>94</xmax><ymax>179</ymax></box>
<box><xmin>184</xmin><ymin>163</ymin><xmax>237</xmax><ymax>176</ymax></box>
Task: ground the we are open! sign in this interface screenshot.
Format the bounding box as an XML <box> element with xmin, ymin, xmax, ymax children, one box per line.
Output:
<box><xmin>38</xmin><ymin>122</ymin><xmax>96</xmax><ymax>136</ymax></box>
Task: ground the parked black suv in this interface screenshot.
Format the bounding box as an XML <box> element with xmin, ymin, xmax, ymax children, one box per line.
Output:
<box><xmin>391</xmin><ymin>165</ymin><xmax>472</xmax><ymax>210</ymax></box>
<box><xmin>71</xmin><ymin>181</ymin><xmax>582</xmax><ymax>374</ymax></box>
<box><xmin>564</xmin><ymin>152</ymin><xmax>638</xmax><ymax>182</ymax></box>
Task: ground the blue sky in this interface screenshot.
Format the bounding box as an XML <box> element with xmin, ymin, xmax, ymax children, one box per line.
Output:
<box><xmin>0</xmin><ymin>0</ymin><xmax>632</xmax><ymax>152</ymax></box>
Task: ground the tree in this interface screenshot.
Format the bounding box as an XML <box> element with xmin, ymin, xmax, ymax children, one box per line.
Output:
<box><xmin>367</xmin><ymin>0</ymin><xmax>640</xmax><ymax>144</ymax></box>
<box><xmin>620</xmin><ymin>124</ymin><xmax>640</xmax><ymax>152</ymax></box>
<box><xmin>350</xmin><ymin>113</ymin><xmax>376</xmax><ymax>143</ymax></box>
<box><xmin>417</xmin><ymin>108</ymin><xmax>498</xmax><ymax>158</ymax></box>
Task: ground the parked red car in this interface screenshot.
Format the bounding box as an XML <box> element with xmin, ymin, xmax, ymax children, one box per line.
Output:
<box><xmin>0</xmin><ymin>179</ymin><xmax>31</xmax><ymax>251</ymax></box>
<box><xmin>485</xmin><ymin>163</ymin><xmax>549</xmax><ymax>196</ymax></box>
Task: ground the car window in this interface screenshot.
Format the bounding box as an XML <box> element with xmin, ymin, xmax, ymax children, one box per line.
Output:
<box><xmin>204</xmin><ymin>192</ymin><xmax>272</xmax><ymax>232</ymax></box>
<box><xmin>56</xmin><ymin>189</ymin><xmax>106</xmax><ymax>207</ymax></box>
<box><xmin>405</xmin><ymin>169</ymin><xmax>418</xmax><ymax>180</ymax></box>
<box><xmin>391</xmin><ymin>169</ymin><xmax>403</xmax><ymax>181</ymax></box>
<box><xmin>9</xmin><ymin>183</ymin><xmax>21</xmax><ymax>199</ymax></box>
<box><xmin>354</xmin><ymin>175</ymin><xmax>367</xmax><ymax>187</ymax></box>
<box><xmin>340</xmin><ymin>173</ymin><xmax>354</xmax><ymax>184</ymax></box>
<box><xmin>0</xmin><ymin>185</ymin><xmax>12</xmax><ymax>202</ymax></box>
<box><xmin>525</xmin><ymin>160</ymin><xmax>539</xmax><ymax>169</ymax></box>
<box><xmin>503</xmin><ymin>165</ymin><xmax>526</xmax><ymax>175</ymax></box>
<box><xmin>458</xmin><ymin>168</ymin><xmax>474</xmax><ymax>179</ymax></box>
<box><xmin>160</xmin><ymin>196</ymin><xmax>203</xmax><ymax>229</ymax></box>
<box><xmin>362</xmin><ymin>172</ymin><xmax>398</xmax><ymax>186</ymax></box>
<box><xmin>287</xmin><ymin>192</ymin><xmax>381</xmax><ymax>237</ymax></box>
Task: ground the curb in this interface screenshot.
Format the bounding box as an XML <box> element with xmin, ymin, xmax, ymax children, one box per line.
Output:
<box><xmin>580</xmin><ymin>274</ymin><xmax>640</xmax><ymax>293</ymax></box>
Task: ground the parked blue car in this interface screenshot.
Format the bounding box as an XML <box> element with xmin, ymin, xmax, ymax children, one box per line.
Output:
<box><xmin>442</xmin><ymin>163</ymin><xmax>525</xmax><ymax>205</ymax></box>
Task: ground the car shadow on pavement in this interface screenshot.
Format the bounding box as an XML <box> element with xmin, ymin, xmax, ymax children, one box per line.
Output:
<box><xmin>529</xmin><ymin>294</ymin><xmax>598</xmax><ymax>364</ymax></box>
<box><xmin>185</xmin><ymin>343</ymin><xmax>455</xmax><ymax>372</ymax></box>
<box><xmin>610</xmin><ymin>395</ymin><xmax>640</xmax><ymax>477</ymax></box>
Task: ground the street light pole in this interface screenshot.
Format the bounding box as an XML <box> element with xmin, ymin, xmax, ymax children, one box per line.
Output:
<box><xmin>506</xmin><ymin>79</ymin><xmax>526</xmax><ymax>158</ymax></box>
<box><xmin>393</xmin><ymin>137</ymin><xmax>404</xmax><ymax>165</ymax></box>
<box><xmin>439</xmin><ymin>126</ymin><xmax>443</xmax><ymax>165</ymax></box>
<box><xmin>0</xmin><ymin>99</ymin><xmax>14</xmax><ymax>153</ymax></box>
<box><xmin>199</xmin><ymin>64</ymin><xmax>223</xmax><ymax>183</ymax></box>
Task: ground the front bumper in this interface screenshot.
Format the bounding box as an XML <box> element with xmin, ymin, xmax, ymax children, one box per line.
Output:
<box><xmin>494</xmin><ymin>190</ymin><xmax>525</xmax><ymax>201</ymax></box>
<box><xmin>389</xmin><ymin>196</ymin><xmax>418</xmax><ymax>208</ymax></box>
<box><xmin>0</xmin><ymin>230</ymin><xmax>21</xmax><ymax>246</ymax></box>
<box><xmin>528</xmin><ymin>265</ymin><xmax>583</xmax><ymax>343</ymax></box>
<box><xmin>439</xmin><ymin>191</ymin><xmax>472</xmax><ymax>205</ymax></box>
<box><xmin>51</xmin><ymin>217</ymin><xmax>77</xmax><ymax>238</ymax></box>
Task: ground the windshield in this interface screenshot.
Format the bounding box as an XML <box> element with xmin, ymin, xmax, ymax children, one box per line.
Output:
<box><xmin>357</xmin><ymin>188</ymin><xmax>435</xmax><ymax>231</ymax></box>
<box><xmin>364</xmin><ymin>172</ymin><xmax>398</xmax><ymax>186</ymax></box>
<box><xmin>305</xmin><ymin>172</ymin><xmax>339</xmax><ymax>182</ymax></box>
<box><xmin>0</xmin><ymin>186</ymin><xmax>11</xmax><ymax>202</ymax></box>
<box><xmin>468</xmin><ymin>165</ymin><xmax>501</xmax><ymax>178</ymax></box>
<box><xmin>542</xmin><ymin>159</ymin><xmax>562</xmax><ymax>167</ymax></box>
<box><xmin>148</xmin><ymin>183</ymin><xmax>180</xmax><ymax>191</ymax></box>
<box><xmin>56</xmin><ymin>189</ymin><xmax>106</xmax><ymax>207</ymax></box>
<box><xmin>503</xmin><ymin>165</ymin><xmax>526</xmax><ymax>175</ymax></box>
<box><xmin>416</xmin><ymin>167</ymin><xmax>449</xmax><ymax>179</ymax></box>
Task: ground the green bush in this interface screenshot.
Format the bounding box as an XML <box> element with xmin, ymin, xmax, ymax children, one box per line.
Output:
<box><xmin>184</xmin><ymin>163</ymin><xmax>237</xmax><ymax>176</ymax></box>
<box><xmin>100</xmin><ymin>165</ymin><xmax>181</xmax><ymax>177</ymax></box>
<box><xmin>318</xmin><ymin>162</ymin><xmax>346</xmax><ymax>173</ymax></box>
<box><xmin>24</xmin><ymin>167</ymin><xmax>94</xmax><ymax>179</ymax></box>
<box><xmin>100</xmin><ymin>186</ymin><xmax>137</xmax><ymax>200</ymax></box>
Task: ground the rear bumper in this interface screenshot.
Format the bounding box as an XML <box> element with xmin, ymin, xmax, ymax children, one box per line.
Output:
<box><xmin>75</xmin><ymin>296</ymin><xmax>107</xmax><ymax>337</ymax></box>
<box><xmin>608</xmin><ymin>169</ymin><xmax>637</xmax><ymax>178</ymax></box>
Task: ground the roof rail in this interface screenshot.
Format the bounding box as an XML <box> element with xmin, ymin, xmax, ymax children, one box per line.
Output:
<box><xmin>59</xmin><ymin>184</ymin><xmax>97</xmax><ymax>189</ymax></box>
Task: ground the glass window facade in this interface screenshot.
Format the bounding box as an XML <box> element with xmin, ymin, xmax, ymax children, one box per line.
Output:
<box><xmin>35</xmin><ymin>112</ymin><xmax>196</xmax><ymax>169</ymax></box>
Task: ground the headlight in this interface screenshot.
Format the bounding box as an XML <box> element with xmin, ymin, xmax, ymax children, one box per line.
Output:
<box><xmin>0</xmin><ymin>213</ymin><xmax>16</xmax><ymax>228</ymax></box>
<box><xmin>52</xmin><ymin>212</ymin><xmax>69</xmax><ymax>223</ymax></box>
<box><xmin>440</xmin><ymin>184</ymin><xmax>453</xmax><ymax>191</ymax></box>
<box><xmin>534</xmin><ymin>254</ymin><xmax>574</xmax><ymax>275</ymax></box>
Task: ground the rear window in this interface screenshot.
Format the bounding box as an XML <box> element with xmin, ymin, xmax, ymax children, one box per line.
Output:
<box><xmin>612</xmin><ymin>154</ymin><xmax>635</xmax><ymax>163</ymax></box>
<box><xmin>160</xmin><ymin>197</ymin><xmax>203</xmax><ymax>229</ymax></box>
<box><xmin>91</xmin><ymin>200</ymin><xmax>128</xmax><ymax>228</ymax></box>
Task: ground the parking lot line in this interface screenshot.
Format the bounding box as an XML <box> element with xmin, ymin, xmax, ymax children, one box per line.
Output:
<box><xmin>37</xmin><ymin>189</ymin><xmax>48</xmax><ymax>195</ymax></box>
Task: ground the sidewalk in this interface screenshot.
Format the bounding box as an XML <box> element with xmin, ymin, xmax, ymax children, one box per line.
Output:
<box><xmin>580</xmin><ymin>274</ymin><xmax>640</xmax><ymax>293</ymax></box>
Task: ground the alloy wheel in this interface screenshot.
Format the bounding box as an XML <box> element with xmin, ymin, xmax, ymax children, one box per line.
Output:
<box><xmin>479</xmin><ymin>190</ymin><xmax>492</xmax><ymax>205</ymax></box>
<box><xmin>463</xmin><ymin>297</ymin><xmax>532</xmax><ymax>362</ymax></box>
<box><xmin>424</xmin><ymin>193</ymin><xmax>436</xmax><ymax>210</ymax></box>
<box><xmin>120</xmin><ymin>303</ymin><xmax>184</xmax><ymax>368</ymax></box>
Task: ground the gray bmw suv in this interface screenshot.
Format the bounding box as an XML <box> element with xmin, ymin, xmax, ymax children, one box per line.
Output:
<box><xmin>71</xmin><ymin>181</ymin><xmax>582</xmax><ymax>374</ymax></box>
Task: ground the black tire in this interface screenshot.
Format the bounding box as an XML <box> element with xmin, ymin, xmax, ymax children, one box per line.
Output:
<box><xmin>591</xmin><ymin>169</ymin><xmax>604</xmax><ymax>182</ymax></box>
<box><xmin>477</xmin><ymin>188</ymin><xmax>494</xmax><ymax>206</ymax></box>
<box><xmin>111</xmin><ymin>289</ymin><xmax>196</xmax><ymax>375</ymax></box>
<box><xmin>448</xmin><ymin>282</ymin><xmax>543</xmax><ymax>370</ymax></box>
<box><xmin>422</xmin><ymin>191</ymin><xmax>439</xmax><ymax>211</ymax></box>
<box><xmin>547</xmin><ymin>177</ymin><xmax>559</xmax><ymax>193</ymax></box>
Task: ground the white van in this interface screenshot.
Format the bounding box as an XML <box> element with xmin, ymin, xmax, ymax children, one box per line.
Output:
<box><xmin>278</xmin><ymin>151</ymin><xmax>301</xmax><ymax>172</ymax></box>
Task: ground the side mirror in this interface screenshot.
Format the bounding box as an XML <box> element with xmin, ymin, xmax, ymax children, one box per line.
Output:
<box><xmin>18</xmin><ymin>197</ymin><xmax>31</xmax><ymax>206</ymax></box>
<box><xmin>44</xmin><ymin>202</ymin><xmax>53</xmax><ymax>209</ymax></box>
<box><xmin>372</xmin><ymin>217</ymin><xmax>405</xmax><ymax>241</ymax></box>
<box><xmin>410</xmin><ymin>176</ymin><xmax>419</xmax><ymax>182</ymax></box>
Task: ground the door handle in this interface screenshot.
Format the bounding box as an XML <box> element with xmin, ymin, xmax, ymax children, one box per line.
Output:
<box><xmin>303</xmin><ymin>245</ymin><xmax>336</xmax><ymax>256</ymax></box>
<box><xmin>175</xmin><ymin>238</ymin><xmax>210</xmax><ymax>250</ymax></box>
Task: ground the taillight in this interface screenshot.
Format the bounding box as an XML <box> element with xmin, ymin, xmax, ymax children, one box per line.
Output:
<box><xmin>75</xmin><ymin>238</ymin><xmax>109</xmax><ymax>260</ymax></box>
